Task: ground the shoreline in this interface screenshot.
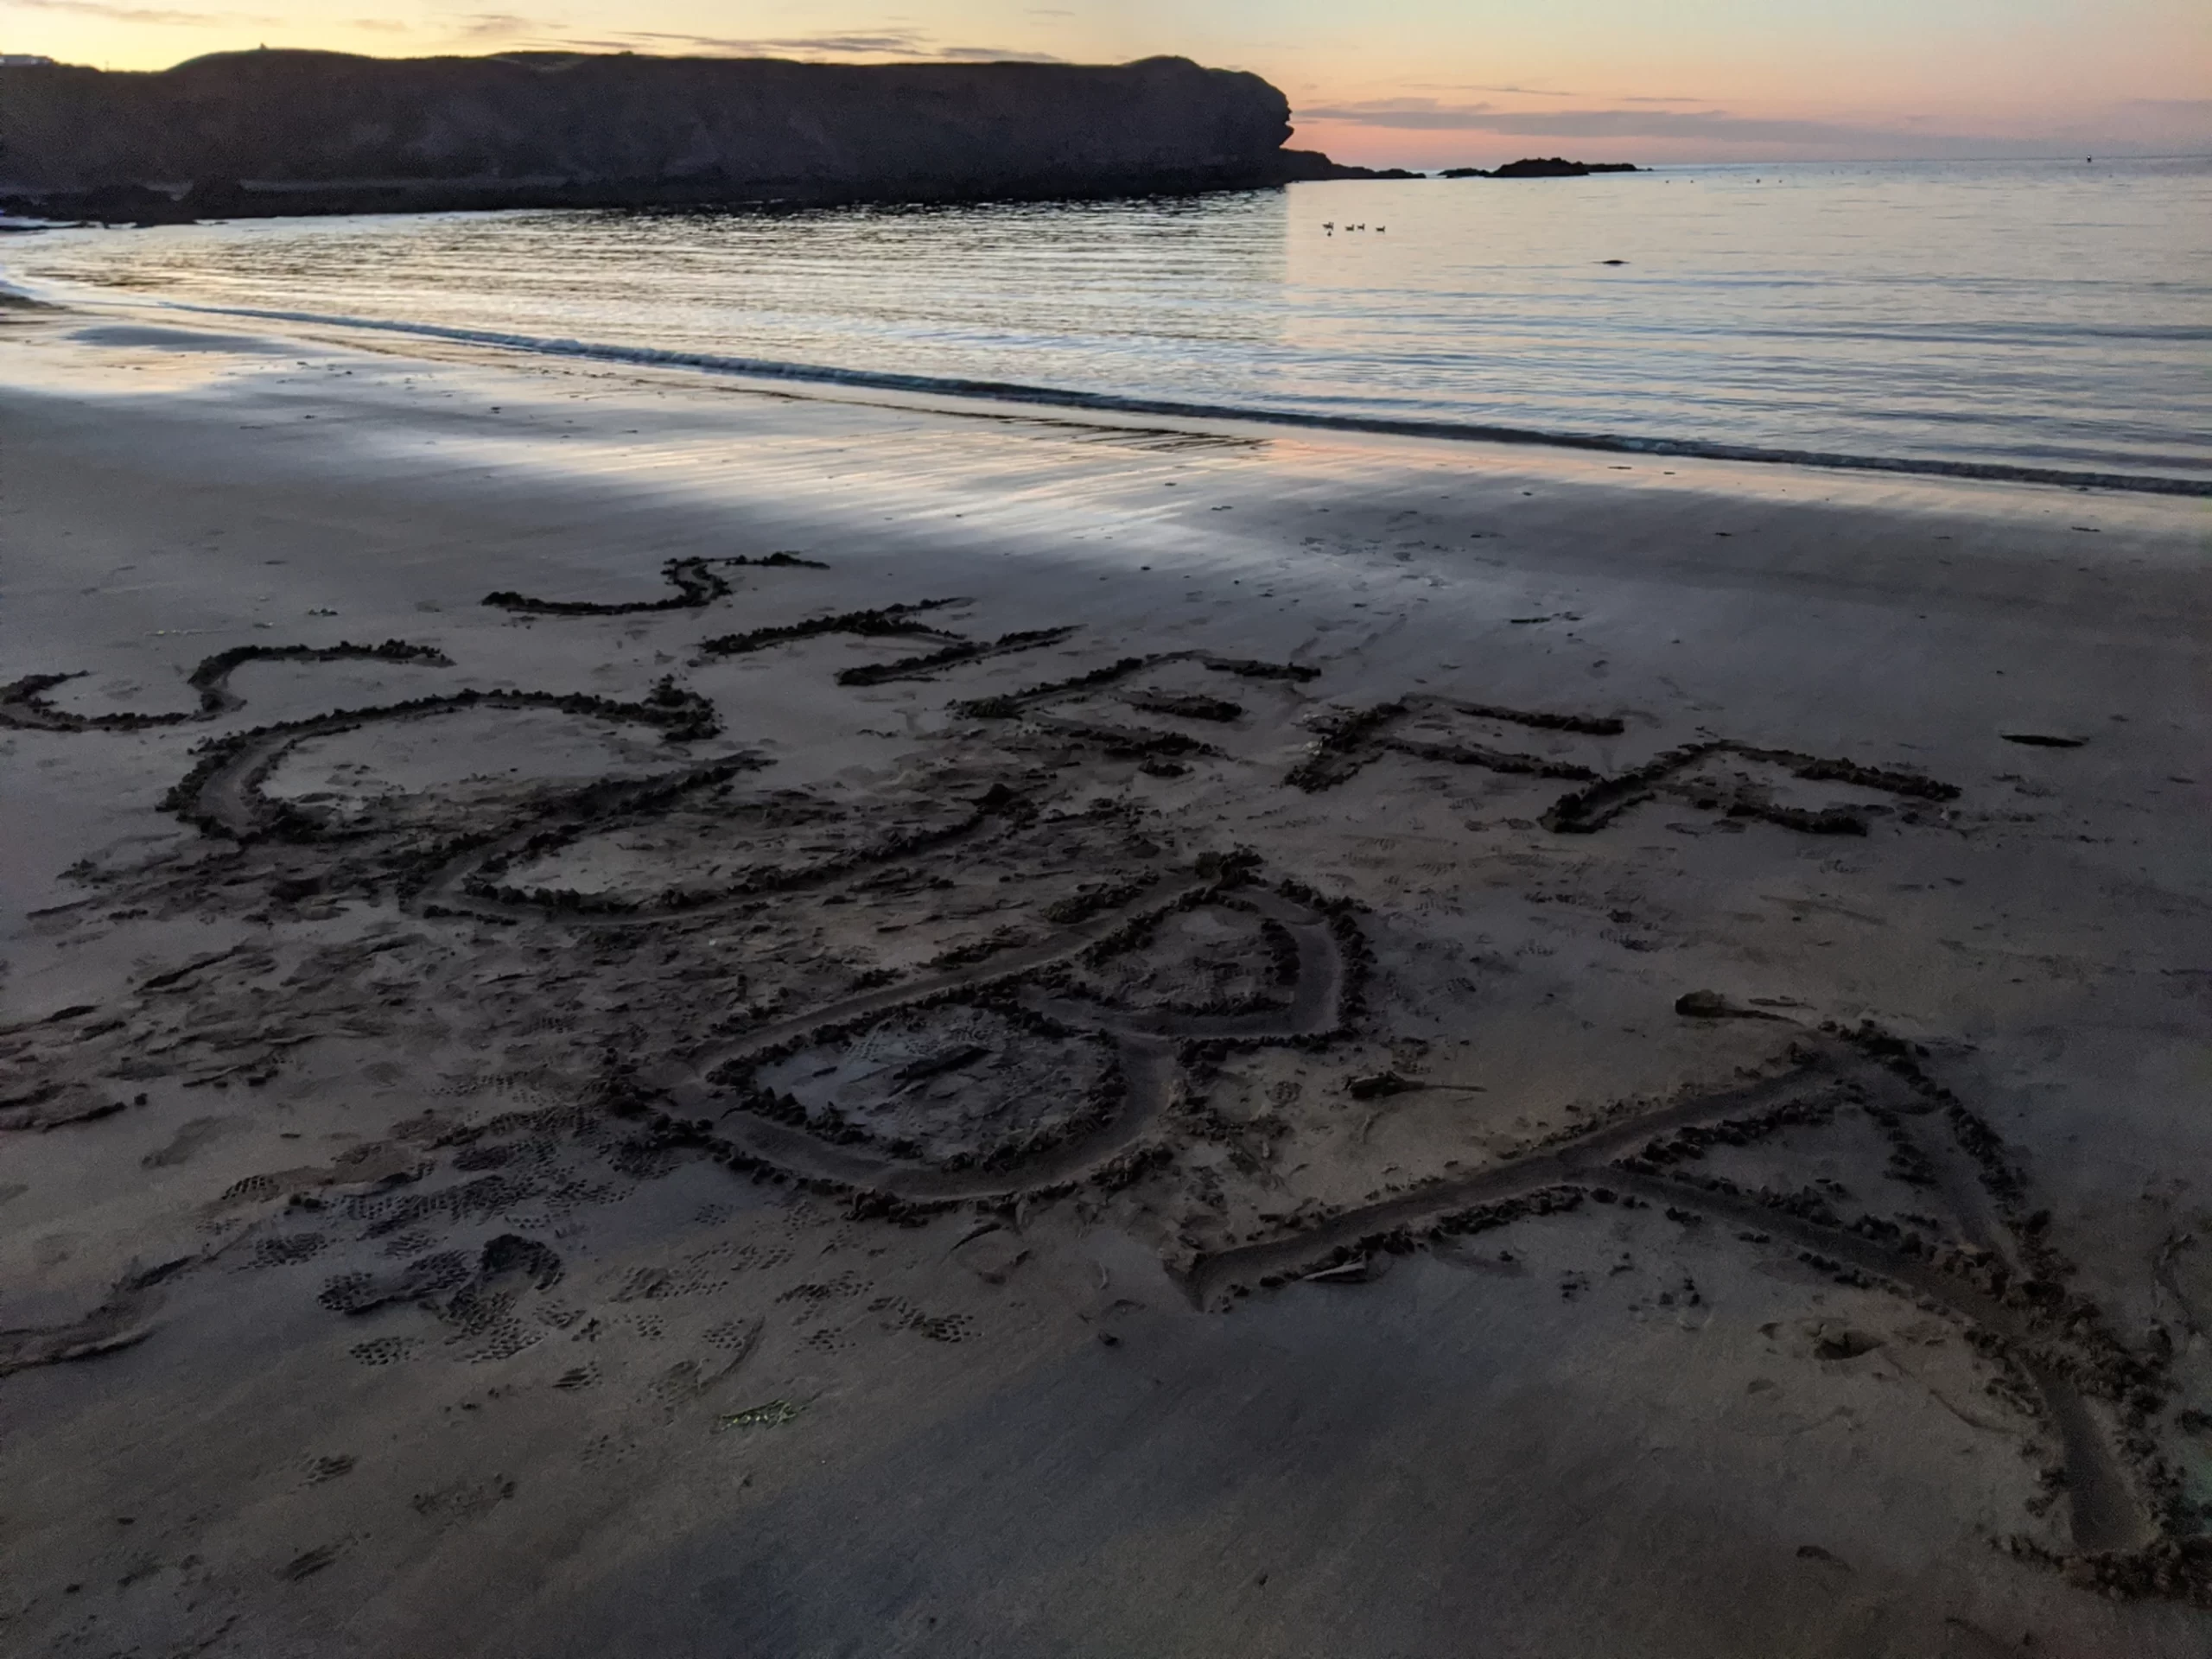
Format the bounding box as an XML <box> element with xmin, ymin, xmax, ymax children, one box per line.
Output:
<box><xmin>2</xmin><ymin>301</ymin><xmax>2209</xmax><ymax>1654</ymax></box>
<box><xmin>111</xmin><ymin>296</ymin><xmax>2212</xmax><ymax>499</ymax></box>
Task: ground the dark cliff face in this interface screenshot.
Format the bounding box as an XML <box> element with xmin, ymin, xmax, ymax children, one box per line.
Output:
<box><xmin>0</xmin><ymin>49</ymin><xmax>1357</xmax><ymax>216</ymax></box>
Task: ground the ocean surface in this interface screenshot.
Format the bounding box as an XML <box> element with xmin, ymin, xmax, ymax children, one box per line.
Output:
<box><xmin>9</xmin><ymin>157</ymin><xmax>2209</xmax><ymax>488</ymax></box>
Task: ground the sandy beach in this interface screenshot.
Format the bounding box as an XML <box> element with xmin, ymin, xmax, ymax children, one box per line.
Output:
<box><xmin>3</xmin><ymin>293</ymin><xmax>2210</xmax><ymax>1656</ymax></box>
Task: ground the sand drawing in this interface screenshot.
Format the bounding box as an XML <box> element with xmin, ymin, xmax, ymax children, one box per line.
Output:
<box><xmin>3</xmin><ymin>575</ymin><xmax>2204</xmax><ymax>1611</ymax></box>
<box><xmin>482</xmin><ymin>552</ymin><xmax>828</xmax><ymax>616</ymax></box>
<box><xmin>0</xmin><ymin>640</ymin><xmax>453</xmax><ymax>732</ymax></box>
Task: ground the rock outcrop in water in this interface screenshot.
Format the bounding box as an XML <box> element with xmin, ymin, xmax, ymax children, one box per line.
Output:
<box><xmin>1440</xmin><ymin>158</ymin><xmax>1641</xmax><ymax>179</ymax></box>
<box><xmin>0</xmin><ymin>49</ymin><xmax>1384</xmax><ymax>222</ymax></box>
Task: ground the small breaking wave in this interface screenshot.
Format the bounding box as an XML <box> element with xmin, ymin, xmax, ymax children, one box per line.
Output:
<box><xmin>153</xmin><ymin>298</ymin><xmax>2212</xmax><ymax>498</ymax></box>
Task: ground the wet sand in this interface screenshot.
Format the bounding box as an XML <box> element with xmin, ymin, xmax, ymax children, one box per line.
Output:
<box><xmin>3</xmin><ymin>299</ymin><xmax>2210</xmax><ymax>1656</ymax></box>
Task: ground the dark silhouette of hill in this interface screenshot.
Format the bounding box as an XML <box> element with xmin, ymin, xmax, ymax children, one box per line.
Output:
<box><xmin>0</xmin><ymin>49</ymin><xmax>1386</xmax><ymax>221</ymax></box>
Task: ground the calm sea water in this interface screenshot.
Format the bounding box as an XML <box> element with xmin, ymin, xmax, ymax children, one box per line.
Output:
<box><xmin>9</xmin><ymin>157</ymin><xmax>2209</xmax><ymax>486</ymax></box>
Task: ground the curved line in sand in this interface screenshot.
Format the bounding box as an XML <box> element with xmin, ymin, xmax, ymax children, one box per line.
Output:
<box><xmin>657</xmin><ymin>886</ymin><xmax>1344</xmax><ymax>1205</ymax></box>
<box><xmin>1182</xmin><ymin>1043</ymin><xmax>2152</xmax><ymax>1555</ymax></box>
<box><xmin>415</xmin><ymin>792</ymin><xmax>998</xmax><ymax>928</ymax></box>
<box><xmin>163</xmin><ymin>688</ymin><xmax>723</xmax><ymax>841</ymax></box>
<box><xmin>0</xmin><ymin>641</ymin><xmax>452</xmax><ymax>734</ymax></box>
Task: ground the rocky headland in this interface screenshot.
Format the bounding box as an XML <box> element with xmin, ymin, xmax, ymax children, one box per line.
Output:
<box><xmin>0</xmin><ymin>49</ymin><xmax>1389</xmax><ymax>223</ymax></box>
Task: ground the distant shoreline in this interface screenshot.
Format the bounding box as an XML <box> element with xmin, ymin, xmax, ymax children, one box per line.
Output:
<box><xmin>0</xmin><ymin>154</ymin><xmax>1414</xmax><ymax>228</ymax></box>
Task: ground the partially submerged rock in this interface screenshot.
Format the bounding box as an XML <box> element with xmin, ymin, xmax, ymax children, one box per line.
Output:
<box><xmin>1441</xmin><ymin>157</ymin><xmax>1641</xmax><ymax>179</ymax></box>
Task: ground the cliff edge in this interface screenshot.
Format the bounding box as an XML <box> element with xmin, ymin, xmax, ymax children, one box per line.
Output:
<box><xmin>0</xmin><ymin>49</ymin><xmax>1377</xmax><ymax>219</ymax></box>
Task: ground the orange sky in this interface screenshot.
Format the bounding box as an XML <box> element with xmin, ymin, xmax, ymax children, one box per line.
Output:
<box><xmin>3</xmin><ymin>1</ymin><xmax>2208</xmax><ymax>164</ymax></box>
